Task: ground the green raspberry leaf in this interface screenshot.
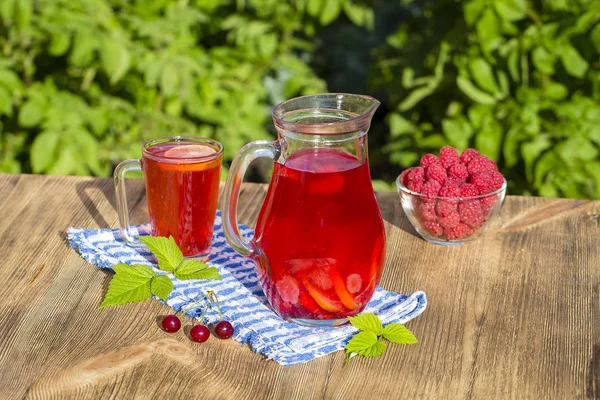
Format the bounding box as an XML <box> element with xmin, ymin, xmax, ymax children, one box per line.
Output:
<box><xmin>348</xmin><ymin>313</ymin><xmax>383</xmax><ymax>334</ymax></box>
<box><xmin>174</xmin><ymin>259</ymin><xmax>222</xmax><ymax>281</ymax></box>
<box><xmin>99</xmin><ymin>264</ymin><xmax>156</xmax><ymax>308</ymax></box>
<box><xmin>345</xmin><ymin>331</ymin><xmax>379</xmax><ymax>356</ymax></box>
<box><xmin>362</xmin><ymin>340</ymin><xmax>386</xmax><ymax>357</ymax></box>
<box><xmin>382</xmin><ymin>323</ymin><xmax>418</xmax><ymax>344</ymax></box>
<box><xmin>151</xmin><ymin>274</ymin><xmax>173</xmax><ymax>301</ymax></box>
<box><xmin>139</xmin><ymin>236</ymin><xmax>183</xmax><ymax>272</ymax></box>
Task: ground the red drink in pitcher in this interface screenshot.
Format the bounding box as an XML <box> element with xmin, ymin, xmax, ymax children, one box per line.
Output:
<box><xmin>142</xmin><ymin>141</ymin><xmax>223</xmax><ymax>256</ymax></box>
<box><xmin>254</xmin><ymin>149</ymin><xmax>386</xmax><ymax>322</ymax></box>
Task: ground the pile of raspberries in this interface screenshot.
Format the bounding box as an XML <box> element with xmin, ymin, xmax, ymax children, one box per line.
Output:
<box><xmin>399</xmin><ymin>146</ymin><xmax>505</xmax><ymax>240</ymax></box>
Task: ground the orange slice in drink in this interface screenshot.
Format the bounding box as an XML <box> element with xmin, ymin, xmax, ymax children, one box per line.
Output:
<box><xmin>159</xmin><ymin>144</ymin><xmax>221</xmax><ymax>171</ymax></box>
<box><xmin>330</xmin><ymin>270</ymin><xmax>359</xmax><ymax>310</ymax></box>
<box><xmin>301</xmin><ymin>278</ymin><xmax>344</xmax><ymax>313</ymax></box>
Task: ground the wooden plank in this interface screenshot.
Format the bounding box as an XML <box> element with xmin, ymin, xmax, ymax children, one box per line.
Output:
<box><xmin>0</xmin><ymin>175</ymin><xmax>597</xmax><ymax>399</ymax></box>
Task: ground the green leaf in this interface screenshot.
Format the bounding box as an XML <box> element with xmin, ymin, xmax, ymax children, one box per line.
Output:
<box><xmin>493</xmin><ymin>0</ymin><xmax>526</xmax><ymax>21</ymax></box>
<box><xmin>543</xmin><ymin>82</ymin><xmax>568</xmax><ymax>100</ymax></box>
<box><xmin>362</xmin><ymin>340</ymin><xmax>386</xmax><ymax>357</ymax></box>
<box><xmin>584</xmin><ymin>162</ymin><xmax>600</xmax><ymax>199</ymax></box>
<box><xmin>468</xmin><ymin>104</ymin><xmax>493</xmax><ymax>130</ymax></box>
<box><xmin>476</xmin><ymin>117</ymin><xmax>503</xmax><ymax>161</ymax></box>
<box><xmin>49</xmin><ymin>30</ymin><xmax>71</xmax><ymax>57</ymax></box>
<box><xmin>174</xmin><ymin>259</ymin><xmax>222</xmax><ymax>280</ymax></box>
<box><xmin>560</xmin><ymin>44</ymin><xmax>589</xmax><ymax>78</ymax></box>
<box><xmin>522</xmin><ymin>135</ymin><xmax>552</xmax><ymax>181</ymax></box>
<box><xmin>532</xmin><ymin>47</ymin><xmax>555</xmax><ymax>75</ymax></box>
<box><xmin>16</xmin><ymin>0</ymin><xmax>31</xmax><ymax>29</ymax></box>
<box><xmin>398</xmin><ymin>86</ymin><xmax>435</xmax><ymax>111</ymax></box>
<box><xmin>348</xmin><ymin>313</ymin><xmax>383</xmax><ymax>334</ymax></box>
<box><xmin>30</xmin><ymin>130</ymin><xmax>60</xmax><ymax>173</ymax></box>
<box><xmin>469</xmin><ymin>58</ymin><xmax>500</xmax><ymax>94</ymax></box>
<box><xmin>0</xmin><ymin>0</ymin><xmax>15</xmax><ymax>25</ymax></box>
<box><xmin>138</xmin><ymin>236</ymin><xmax>183</xmax><ymax>272</ymax></box>
<box><xmin>69</xmin><ymin>32</ymin><xmax>97</xmax><ymax>67</ymax></box>
<box><xmin>345</xmin><ymin>331</ymin><xmax>379</xmax><ymax>355</ymax></box>
<box><xmin>0</xmin><ymin>87</ymin><xmax>11</xmax><ymax>116</ymax></box>
<box><xmin>442</xmin><ymin>117</ymin><xmax>474</xmax><ymax>149</ymax></box>
<box><xmin>591</xmin><ymin>24</ymin><xmax>600</xmax><ymax>53</ymax></box>
<box><xmin>464</xmin><ymin>0</ymin><xmax>486</xmax><ymax>26</ymax></box>
<box><xmin>507</xmin><ymin>43</ymin><xmax>520</xmax><ymax>82</ymax></box>
<box><xmin>19</xmin><ymin>99</ymin><xmax>45</xmax><ymax>128</ymax></box>
<box><xmin>476</xmin><ymin>8</ymin><xmax>500</xmax><ymax>53</ymax></box>
<box><xmin>457</xmin><ymin>76</ymin><xmax>496</xmax><ymax>104</ymax></box>
<box><xmin>382</xmin><ymin>323</ymin><xmax>418</xmax><ymax>344</ymax></box>
<box><xmin>160</xmin><ymin>63</ymin><xmax>180</xmax><ymax>96</ymax></box>
<box><xmin>47</xmin><ymin>146</ymin><xmax>78</xmax><ymax>175</ymax></box>
<box><xmin>389</xmin><ymin>113</ymin><xmax>416</xmax><ymax>137</ymax></box>
<box><xmin>151</xmin><ymin>274</ymin><xmax>174</xmax><ymax>301</ymax></box>
<box><xmin>320</xmin><ymin>0</ymin><xmax>342</xmax><ymax>26</ymax></box>
<box><xmin>0</xmin><ymin>69</ymin><xmax>23</xmax><ymax>91</ymax></box>
<box><xmin>99</xmin><ymin>264</ymin><xmax>156</xmax><ymax>308</ymax></box>
<box><xmin>307</xmin><ymin>0</ymin><xmax>323</xmax><ymax>17</ymax></box>
<box><xmin>101</xmin><ymin>38</ymin><xmax>131</xmax><ymax>85</ymax></box>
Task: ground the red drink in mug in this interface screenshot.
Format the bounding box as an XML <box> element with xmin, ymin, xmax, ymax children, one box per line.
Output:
<box><xmin>115</xmin><ymin>137</ymin><xmax>223</xmax><ymax>257</ymax></box>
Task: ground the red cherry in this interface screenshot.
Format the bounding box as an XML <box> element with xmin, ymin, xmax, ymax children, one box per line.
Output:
<box><xmin>190</xmin><ymin>325</ymin><xmax>210</xmax><ymax>342</ymax></box>
<box><xmin>214</xmin><ymin>321</ymin><xmax>234</xmax><ymax>339</ymax></box>
<box><xmin>161</xmin><ymin>315</ymin><xmax>181</xmax><ymax>333</ymax></box>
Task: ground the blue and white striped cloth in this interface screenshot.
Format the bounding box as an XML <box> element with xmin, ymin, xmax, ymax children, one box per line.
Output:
<box><xmin>68</xmin><ymin>211</ymin><xmax>427</xmax><ymax>366</ymax></box>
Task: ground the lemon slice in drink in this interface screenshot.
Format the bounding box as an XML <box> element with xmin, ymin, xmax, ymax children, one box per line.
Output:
<box><xmin>164</xmin><ymin>144</ymin><xmax>216</xmax><ymax>159</ymax></box>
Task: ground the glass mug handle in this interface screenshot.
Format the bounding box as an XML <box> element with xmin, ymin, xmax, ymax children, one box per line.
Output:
<box><xmin>114</xmin><ymin>159</ymin><xmax>142</xmax><ymax>244</ymax></box>
<box><xmin>221</xmin><ymin>140</ymin><xmax>280</xmax><ymax>257</ymax></box>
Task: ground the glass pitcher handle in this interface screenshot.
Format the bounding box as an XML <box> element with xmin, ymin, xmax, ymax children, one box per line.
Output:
<box><xmin>221</xmin><ymin>140</ymin><xmax>279</xmax><ymax>257</ymax></box>
<box><xmin>114</xmin><ymin>159</ymin><xmax>142</xmax><ymax>244</ymax></box>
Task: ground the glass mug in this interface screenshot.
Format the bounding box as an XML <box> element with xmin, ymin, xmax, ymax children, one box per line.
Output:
<box><xmin>114</xmin><ymin>136</ymin><xmax>223</xmax><ymax>257</ymax></box>
<box><xmin>221</xmin><ymin>94</ymin><xmax>386</xmax><ymax>326</ymax></box>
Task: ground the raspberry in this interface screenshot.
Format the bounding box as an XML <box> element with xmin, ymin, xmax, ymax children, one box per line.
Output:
<box><xmin>489</xmin><ymin>171</ymin><xmax>504</xmax><ymax>191</ymax></box>
<box><xmin>460</xmin><ymin>148</ymin><xmax>480</xmax><ymax>165</ymax></box>
<box><xmin>436</xmin><ymin>200</ymin><xmax>457</xmax><ymax>217</ymax></box>
<box><xmin>438</xmin><ymin>211</ymin><xmax>460</xmax><ymax>229</ymax></box>
<box><xmin>447</xmin><ymin>163</ymin><xmax>468</xmax><ymax>182</ymax></box>
<box><xmin>419</xmin><ymin>202</ymin><xmax>437</xmax><ymax>221</ymax></box>
<box><xmin>467</xmin><ymin>155</ymin><xmax>496</xmax><ymax>174</ymax></box>
<box><xmin>458</xmin><ymin>199</ymin><xmax>484</xmax><ymax>228</ymax></box>
<box><xmin>470</xmin><ymin>172</ymin><xmax>493</xmax><ymax>194</ymax></box>
<box><xmin>426</xmin><ymin>163</ymin><xmax>447</xmax><ymax>185</ymax></box>
<box><xmin>407</xmin><ymin>179</ymin><xmax>423</xmax><ymax>193</ymax></box>
<box><xmin>438</xmin><ymin>184</ymin><xmax>460</xmax><ymax>198</ymax></box>
<box><xmin>407</xmin><ymin>167</ymin><xmax>425</xmax><ymax>181</ymax></box>
<box><xmin>422</xmin><ymin>220</ymin><xmax>443</xmax><ymax>236</ymax></box>
<box><xmin>439</xmin><ymin>146</ymin><xmax>460</xmax><ymax>168</ymax></box>
<box><xmin>444</xmin><ymin>223</ymin><xmax>470</xmax><ymax>240</ymax></box>
<box><xmin>459</xmin><ymin>183</ymin><xmax>479</xmax><ymax>197</ymax></box>
<box><xmin>399</xmin><ymin>169</ymin><xmax>410</xmax><ymax>186</ymax></box>
<box><xmin>480</xmin><ymin>195</ymin><xmax>497</xmax><ymax>214</ymax></box>
<box><xmin>421</xmin><ymin>180</ymin><xmax>441</xmax><ymax>200</ymax></box>
<box><xmin>420</xmin><ymin>154</ymin><xmax>439</xmax><ymax>168</ymax></box>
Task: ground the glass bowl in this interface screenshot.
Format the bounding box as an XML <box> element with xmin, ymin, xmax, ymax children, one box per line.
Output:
<box><xmin>396</xmin><ymin>175</ymin><xmax>507</xmax><ymax>246</ymax></box>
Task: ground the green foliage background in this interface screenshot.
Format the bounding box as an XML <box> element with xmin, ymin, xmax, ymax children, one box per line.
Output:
<box><xmin>0</xmin><ymin>0</ymin><xmax>599</xmax><ymax>199</ymax></box>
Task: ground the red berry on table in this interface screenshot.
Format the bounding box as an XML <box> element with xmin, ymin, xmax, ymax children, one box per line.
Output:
<box><xmin>459</xmin><ymin>183</ymin><xmax>479</xmax><ymax>197</ymax></box>
<box><xmin>407</xmin><ymin>167</ymin><xmax>425</xmax><ymax>181</ymax></box>
<box><xmin>467</xmin><ymin>155</ymin><xmax>497</xmax><ymax>174</ymax></box>
<box><xmin>400</xmin><ymin>169</ymin><xmax>410</xmax><ymax>186</ymax></box>
<box><xmin>420</xmin><ymin>153</ymin><xmax>439</xmax><ymax>168</ymax></box>
<box><xmin>407</xmin><ymin>179</ymin><xmax>424</xmax><ymax>193</ymax></box>
<box><xmin>426</xmin><ymin>163</ymin><xmax>447</xmax><ymax>185</ymax></box>
<box><xmin>471</xmin><ymin>172</ymin><xmax>493</xmax><ymax>194</ymax></box>
<box><xmin>444</xmin><ymin>223</ymin><xmax>470</xmax><ymax>240</ymax></box>
<box><xmin>489</xmin><ymin>171</ymin><xmax>504</xmax><ymax>191</ymax></box>
<box><xmin>447</xmin><ymin>163</ymin><xmax>469</xmax><ymax>182</ymax></box>
<box><xmin>436</xmin><ymin>200</ymin><xmax>458</xmax><ymax>217</ymax></box>
<box><xmin>215</xmin><ymin>320</ymin><xmax>234</xmax><ymax>339</ymax></box>
<box><xmin>161</xmin><ymin>315</ymin><xmax>181</xmax><ymax>333</ymax></box>
<box><xmin>190</xmin><ymin>324</ymin><xmax>210</xmax><ymax>342</ymax></box>
<box><xmin>458</xmin><ymin>200</ymin><xmax>484</xmax><ymax>228</ymax></box>
<box><xmin>439</xmin><ymin>146</ymin><xmax>460</xmax><ymax>168</ymax></box>
<box><xmin>421</xmin><ymin>180</ymin><xmax>442</xmax><ymax>200</ymax></box>
<box><xmin>480</xmin><ymin>195</ymin><xmax>497</xmax><ymax>214</ymax></box>
<box><xmin>423</xmin><ymin>220</ymin><xmax>444</xmax><ymax>236</ymax></box>
<box><xmin>419</xmin><ymin>202</ymin><xmax>437</xmax><ymax>221</ymax></box>
<box><xmin>438</xmin><ymin>211</ymin><xmax>460</xmax><ymax>229</ymax></box>
<box><xmin>439</xmin><ymin>184</ymin><xmax>460</xmax><ymax>198</ymax></box>
<box><xmin>460</xmin><ymin>148</ymin><xmax>480</xmax><ymax>165</ymax></box>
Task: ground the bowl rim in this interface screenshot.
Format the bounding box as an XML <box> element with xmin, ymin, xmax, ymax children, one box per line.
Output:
<box><xmin>395</xmin><ymin>174</ymin><xmax>507</xmax><ymax>200</ymax></box>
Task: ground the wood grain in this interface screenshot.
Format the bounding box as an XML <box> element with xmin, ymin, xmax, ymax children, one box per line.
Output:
<box><xmin>0</xmin><ymin>174</ymin><xmax>599</xmax><ymax>399</ymax></box>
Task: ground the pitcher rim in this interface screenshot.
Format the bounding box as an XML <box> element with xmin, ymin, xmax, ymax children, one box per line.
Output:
<box><xmin>272</xmin><ymin>93</ymin><xmax>380</xmax><ymax>135</ymax></box>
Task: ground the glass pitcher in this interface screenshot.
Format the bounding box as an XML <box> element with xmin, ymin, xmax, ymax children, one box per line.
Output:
<box><xmin>221</xmin><ymin>93</ymin><xmax>386</xmax><ymax>327</ymax></box>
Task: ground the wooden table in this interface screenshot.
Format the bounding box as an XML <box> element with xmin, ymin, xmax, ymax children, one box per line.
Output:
<box><xmin>0</xmin><ymin>173</ymin><xmax>599</xmax><ymax>399</ymax></box>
